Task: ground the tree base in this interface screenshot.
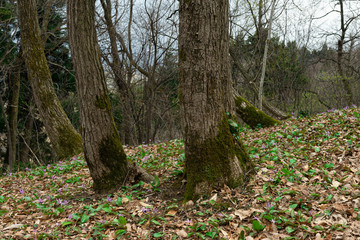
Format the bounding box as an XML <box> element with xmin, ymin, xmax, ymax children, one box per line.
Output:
<box><xmin>184</xmin><ymin>116</ymin><xmax>254</xmax><ymax>201</ymax></box>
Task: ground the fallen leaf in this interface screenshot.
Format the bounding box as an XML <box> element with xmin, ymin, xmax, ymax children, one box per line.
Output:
<box><xmin>167</xmin><ymin>210</ymin><xmax>177</xmax><ymax>216</ymax></box>
<box><xmin>315</xmin><ymin>233</ymin><xmax>322</xmax><ymax>240</ymax></box>
<box><xmin>3</xmin><ymin>224</ymin><xmax>24</xmax><ymax>230</ymax></box>
<box><xmin>210</xmin><ymin>193</ymin><xmax>218</xmax><ymax>201</ymax></box>
<box><xmin>139</xmin><ymin>202</ymin><xmax>152</xmax><ymax>208</ymax></box>
<box><xmin>234</xmin><ymin>209</ymin><xmax>254</xmax><ymax>220</ymax></box>
<box><xmin>176</xmin><ymin>229</ymin><xmax>187</xmax><ymax>238</ymax></box>
<box><xmin>332</xmin><ymin>180</ymin><xmax>341</xmax><ymax>188</ymax></box>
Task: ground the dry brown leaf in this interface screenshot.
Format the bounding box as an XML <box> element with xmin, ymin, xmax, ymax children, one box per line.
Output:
<box><xmin>176</xmin><ymin>229</ymin><xmax>187</xmax><ymax>238</ymax></box>
<box><xmin>234</xmin><ymin>209</ymin><xmax>255</xmax><ymax>220</ymax></box>
<box><xmin>210</xmin><ymin>193</ymin><xmax>218</xmax><ymax>201</ymax></box>
<box><xmin>139</xmin><ymin>202</ymin><xmax>152</xmax><ymax>208</ymax></box>
<box><xmin>332</xmin><ymin>180</ymin><xmax>341</xmax><ymax>188</ymax></box>
<box><xmin>315</xmin><ymin>233</ymin><xmax>322</xmax><ymax>240</ymax></box>
<box><xmin>3</xmin><ymin>224</ymin><xmax>24</xmax><ymax>230</ymax></box>
<box><xmin>167</xmin><ymin>210</ymin><xmax>177</xmax><ymax>216</ymax></box>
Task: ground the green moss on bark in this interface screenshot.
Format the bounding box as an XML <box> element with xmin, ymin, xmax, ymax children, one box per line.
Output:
<box><xmin>56</xmin><ymin>124</ymin><xmax>83</xmax><ymax>158</ymax></box>
<box><xmin>184</xmin><ymin>114</ymin><xmax>253</xmax><ymax>200</ymax></box>
<box><xmin>235</xmin><ymin>96</ymin><xmax>280</xmax><ymax>129</ymax></box>
<box><xmin>95</xmin><ymin>95</ymin><xmax>110</xmax><ymax>109</ymax></box>
<box><xmin>94</xmin><ymin>132</ymin><xmax>129</xmax><ymax>194</ymax></box>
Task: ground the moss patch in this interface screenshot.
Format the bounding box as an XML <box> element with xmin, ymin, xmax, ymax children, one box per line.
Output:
<box><xmin>93</xmin><ymin>132</ymin><xmax>129</xmax><ymax>194</ymax></box>
<box><xmin>56</xmin><ymin>124</ymin><xmax>83</xmax><ymax>159</ymax></box>
<box><xmin>184</xmin><ymin>114</ymin><xmax>254</xmax><ymax>201</ymax></box>
<box><xmin>235</xmin><ymin>96</ymin><xmax>280</xmax><ymax>129</ymax></box>
<box><xmin>95</xmin><ymin>95</ymin><xmax>110</xmax><ymax>110</ymax></box>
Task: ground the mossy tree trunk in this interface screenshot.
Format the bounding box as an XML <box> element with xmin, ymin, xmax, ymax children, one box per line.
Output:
<box><xmin>17</xmin><ymin>0</ymin><xmax>82</xmax><ymax>159</ymax></box>
<box><xmin>67</xmin><ymin>0</ymin><xmax>153</xmax><ymax>194</ymax></box>
<box><xmin>234</xmin><ymin>93</ymin><xmax>280</xmax><ymax>129</ymax></box>
<box><xmin>179</xmin><ymin>0</ymin><xmax>254</xmax><ymax>200</ymax></box>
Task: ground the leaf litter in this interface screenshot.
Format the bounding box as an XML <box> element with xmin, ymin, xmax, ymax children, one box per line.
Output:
<box><xmin>1</xmin><ymin>106</ymin><xmax>360</xmax><ymax>239</ymax></box>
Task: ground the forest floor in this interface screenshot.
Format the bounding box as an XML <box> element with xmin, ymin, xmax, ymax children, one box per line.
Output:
<box><xmin>1</xmin><ymin>106</ymin><xmax>360</xmax><ymax>239</ymax></box>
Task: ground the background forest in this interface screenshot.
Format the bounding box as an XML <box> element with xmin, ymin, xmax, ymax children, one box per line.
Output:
<box><xmin>1</xmin><ymin>0</ymin><xmax>360</xmax><ymax>169</ymax></box>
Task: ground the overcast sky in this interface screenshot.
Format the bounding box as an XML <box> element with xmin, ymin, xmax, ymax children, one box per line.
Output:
<box><xmin>236</xmin><ymin>0</ymin><xmax>360</xmax><ymax>50</ymax></box>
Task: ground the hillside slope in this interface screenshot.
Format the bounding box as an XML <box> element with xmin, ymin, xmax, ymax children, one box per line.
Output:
<box><xmin>1</xmin><ymin>106</ymin><xmax>360</xmax><ymax>239</ymax></box>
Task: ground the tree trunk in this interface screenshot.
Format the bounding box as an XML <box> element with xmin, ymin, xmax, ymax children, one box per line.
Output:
<box><xmin>230</xmin><ymin>52</ymin><xmax>290</xmax><ymax>120</ymax></box>
<box><xmin>20</xmin><ymin>106</ymin><xmax>34</xmax><ymax>163</ymax></box>
<box><xmin>67</xmin><ymin>0</ymin><xmax>152</xmax><ymax>194</ymax></box>
<box><xmin>234</xmin><ymin>92</ymin><xmax>280</xmax><ymax>129</ymax></box>
<box><xmin>7</xmin><ymin>57</ymin><xmax>22</xmax><ymax>170</ymax></box>
<box><xmin>0</xmin><ymin>94</ymin><xmax>13</xmax><ymax>171</ymax></box>
<box><xmin>17</xmin><ymin>0</ymin><xmax>82</xmax><ymax>158</ymax></box>
<box><xmin>337</xmin><ymin>0</ymin><xmax>353</xmax><ymax>106</ymax></box>
<box><xmin>258</xmin><ymin>0</ymin><xmax>276</xmax><ymax>110</ymax></box>
<box><xmin>179</xmin><ymin>0</ymin><xmax>254</xmax><ymax>200</ymax></box>
<box><xmin>144</xmin><ymin>86</ymin><xmax>154</xmax><ymax>143</ymax></box>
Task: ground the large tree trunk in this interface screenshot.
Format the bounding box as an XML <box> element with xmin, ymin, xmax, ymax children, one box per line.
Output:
<box><xmin>179</xmin><ymin>0</ymin><xmax>254</xmax><ymax>200</ymax></box>
<box><xmin>17</xmin><ymin>0</ymin><xmax>82</xmax><ymax>158</ymax></box>
<box><xmin>67</xmin><ymin>0</ymin><xmax>152</xmax><ymax>194</ymax></box>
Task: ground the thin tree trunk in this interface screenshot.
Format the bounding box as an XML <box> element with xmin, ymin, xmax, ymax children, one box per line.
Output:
<box><xmin>67</xmin><ymin>0</ymin><xmax>152</xmax><ymax>194</ymax></box>
<box><xmin>337</xmin><ymin>0</ymin><xmax>352</xmax><ymax>106</ymax></box>
<box><xmin>230</xmin><ymin>52</ymin><xmax>290</xmax><ymax>120</ymax></box>
<box><xmin>17</xmin><ymin>0</ymin><xmax>82</xmax><ymax>158</ymax></box>
<box><xmin>20</xmin><ymin>106</ymin><xmax>34</xmax><ymax>163</ymax></box>
<box><xmin>7</xmin><ymin>57</ymin><xmax>22</xmax><ymax>170</ymax></box>
<box><xmin>258</xmin><ymin>0</ymin><xmax>276</xmax><ymax>110</ymax></box>
<box><xmin>0</xmin><ymin>93</ymin><xmax>13</xmax><ymax>171</ymax></box>
<box><xmin>179</xmin><ymin>0</ymin><xmax>254</xmax><ymax>200</ymax></box>
<box><xmin>144</xmin><ymin>83</ymin><xmax>154</xmax><ymax>142</ymax></box>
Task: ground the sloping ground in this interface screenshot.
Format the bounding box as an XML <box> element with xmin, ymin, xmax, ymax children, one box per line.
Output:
<box><xmin>0</xmin><ymin>106</ymin><xmax>360</xmax><ymax>239</ymax></box>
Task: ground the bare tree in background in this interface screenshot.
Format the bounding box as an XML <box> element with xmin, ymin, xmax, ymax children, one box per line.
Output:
<box><xmin>98</xmin><ymin>0</ymin><xmax>178</xmax><ymax>144</ymax></box>
<box><xmin>258</xmin><ymin>0</ymin><xmax>276</xmax><ymax>110</ymax></box>
<box><xmin>229</xmin><ymin>0</ymin><xmax>291</xmax><ymax>119</ymax></box>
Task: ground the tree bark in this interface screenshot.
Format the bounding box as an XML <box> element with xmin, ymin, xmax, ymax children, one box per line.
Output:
<box><xmin>17</xmin><ymin>0</ymin><xmax>82</xmax><ymax>158</ymax></box>
<box><xmin>0</xmin><ymin>92</ymin><xmax>13</xmax><ymax>171</ymax></box>
<box><xmin>337</xmin><ymin>0</ymin><xmax>353</xmax><ymax>106</ymax></box>
<box><xmin>67</xmin><ymin>0</ymin><xmax>153</xmax><ymax>194</ymax></box>
<box><xmin>179</xmin><ymin>0</ymin><xmax>254</xmax><ymax>200</ymax></box>
<box><xmin>234</xmin><ymin>90</ymin><xmax>280</xmax><ymax>129</ymax></box>
<box><xmin>7</xmin><ymin>57</ymin><xmax>22</xmax><ymax>171</ymax></box>
<box><xmin>258</xmin><ymin>0</ymin><xmax>276</xmax><ymax>110</ymax></box>
<box><xmin>20</xmin><ymin>105</ymin><xmax>34</xmax><ymax>163</ymax></box>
